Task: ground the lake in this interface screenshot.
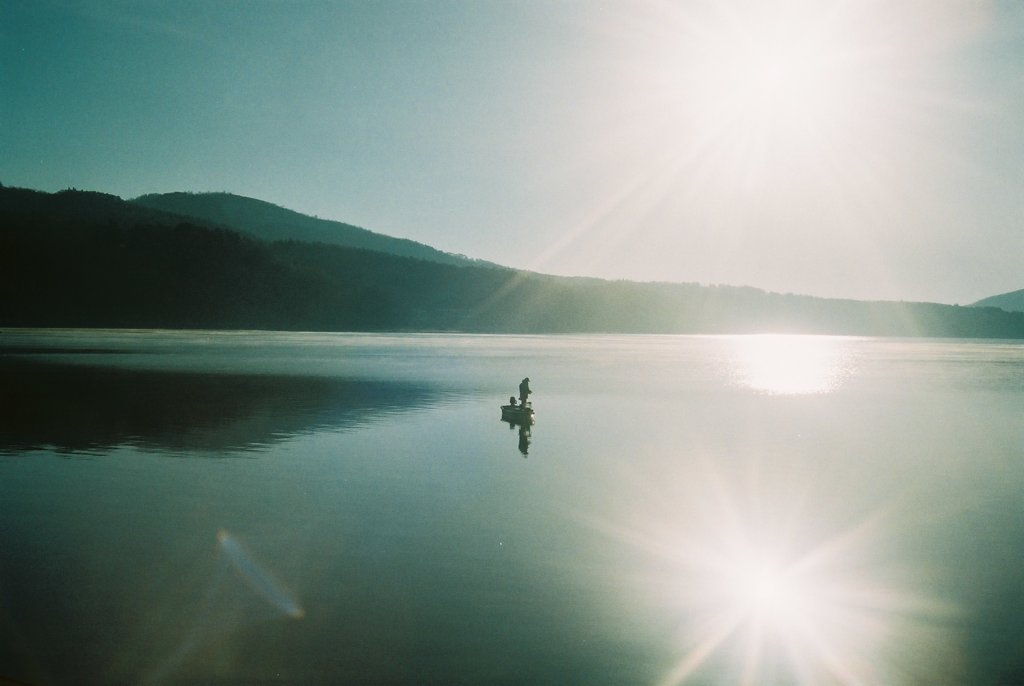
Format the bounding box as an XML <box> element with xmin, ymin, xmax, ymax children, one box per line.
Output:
<box><xmin>1</xmin><ymin>330</ymin><xmax>1022</xmax><ymax>685</ymax></box>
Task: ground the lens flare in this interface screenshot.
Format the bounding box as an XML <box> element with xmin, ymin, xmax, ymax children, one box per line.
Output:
<box><xmin>587</xmin><ymin>459</ymin><xmax>960</xmax><ymax>685</ymax></box>
<box><xmin>142</xmin><ymin>530</ymin><xmax>305</xmax><ymax>685</ymax></box>
<box><xmin>218</xmin><ymin>529</ymin><xmax>305</xmax><ymax>619</ymax></box>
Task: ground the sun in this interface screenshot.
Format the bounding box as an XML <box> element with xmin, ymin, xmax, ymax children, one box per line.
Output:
<box><xmin>673</xmin><ymin>2</ymin><xmax>874</xmax><ymax>186</ymax></box>
<box><xmin>731</xmin><ymin>557</ymin><xmax>802</xmax><ymax>626</ymax></box>
<box><xmin>543</xmin><ymin>0</ymin><xmax>991</xmax><ymax>287</ymax></box>
<box><xmin>730</xmin><ymin>42</ymin><xmax>835</xmax><ymax>130</ymax></box>
<box><xmin>579</xmin><ymin>0</ymin><xmax>931</xmax><ymax>198</ymax></box>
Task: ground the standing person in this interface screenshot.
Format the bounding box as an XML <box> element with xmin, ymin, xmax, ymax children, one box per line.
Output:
<box><xmin>518</xmin><ymin>377</ymin><xmax>531</xmax><ymax>407</ymax></box>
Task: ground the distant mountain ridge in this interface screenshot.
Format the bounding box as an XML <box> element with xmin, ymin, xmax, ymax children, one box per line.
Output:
<box><xmin>132</xmin><ymin>191</ymin><xmax>496</xmax><ymax>268</ymax></box>
<box><xmin>3</xmin><ymin>185</ymin><xmax>1024</xmax><ymax>338</ymax></box>
<box><xmin>972</xmin><ymin>289</ymin><xmax>1024</xmax><ymax>313</ymax></box>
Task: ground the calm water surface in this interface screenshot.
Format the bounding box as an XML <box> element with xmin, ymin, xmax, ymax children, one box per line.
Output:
<box><xmin>1</xmin><ymin>330</ymin><xmax>1022</xmax><ymax>685</ymax></box>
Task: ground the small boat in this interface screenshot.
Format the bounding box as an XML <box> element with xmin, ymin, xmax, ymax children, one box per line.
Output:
<box><xmin>501</xmin><ymin>403</ymin><xmax>535</xmax><ymax>424</ymax></box>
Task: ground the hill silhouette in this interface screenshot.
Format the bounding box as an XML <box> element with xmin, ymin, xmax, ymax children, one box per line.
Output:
<box><xmin>3</xmin><ymin>186</ymin><xmax>1023</xmax><ymax>338</ymax></box>
<box><xmin>133</xmin><ymin>191</ymin><xmax>495</xmax><ymax>268</ymax></box>
<box><xmin>972</xmin><ymin>288</ymin><xmax>1024</xmax><ymax>313</ymax></box>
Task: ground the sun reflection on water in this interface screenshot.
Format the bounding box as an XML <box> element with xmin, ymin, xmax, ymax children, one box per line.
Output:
<box><xmin>728</xmin><ymin>335</ymin><xmax>856</xmax><ymax>395</ymax></box>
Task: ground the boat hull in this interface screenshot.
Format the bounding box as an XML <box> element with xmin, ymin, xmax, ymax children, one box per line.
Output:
<box><xmin>500</xmin><ymin>405</ymin><xmax>535</xmax><ymax>424</ymax></box>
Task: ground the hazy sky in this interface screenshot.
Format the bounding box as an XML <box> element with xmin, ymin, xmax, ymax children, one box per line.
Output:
<box><xmin>3</xmin><ymin>1</ymin><xmax>1022</xmax><ymax>303</ymax></box>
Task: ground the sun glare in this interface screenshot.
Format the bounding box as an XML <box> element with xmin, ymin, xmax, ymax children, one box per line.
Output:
<box><xmin>589</xmin><ymin>460</ymin><xmax>960</xmax><ymax>685</ymax></box>
<box><xmin>547</xmin><ymin>1</ymin><xmax>989</xmax><ymax>286</ymax></box>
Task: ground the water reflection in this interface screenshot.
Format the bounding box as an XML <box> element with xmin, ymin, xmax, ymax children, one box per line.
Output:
<box><xmin>0</xmin><ymin>357</ymin><xmax>448</xmax><ymax>454</ymax></box>
<box><xmin>728</xmin><ymin>335</ymin><xmax>856</xmax><ymax>395</ymax></box>
<box><xmin>503</xmin><ymin>419</ymin><xmax>533</xmax><ymax>457</ymax></box>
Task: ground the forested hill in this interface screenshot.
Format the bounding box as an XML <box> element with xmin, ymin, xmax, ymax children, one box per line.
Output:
<box><xmin>972</xmin><ymin>289</ymin><xmax>1024</xmax><ymax>313</ymax></box>
<box><xmin>132</xmin><ymin>191</ymin><xmax>495</xmax><ymax>268</ymax></box>
<box><xmin>2</xmin><ymin>186</ymin><xmax>1023</xmax><ymax>338</ymax></box>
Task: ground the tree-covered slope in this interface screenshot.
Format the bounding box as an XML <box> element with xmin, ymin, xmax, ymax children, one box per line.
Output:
<box><xmin>132</xmin><ymin>191</ymin><xmax>494</xmax><ymax>268</ymax></box>
<box><xmin>3</xmin><ymin>186</ymin><xmax>1023</xmax><ymax>338</ymax></box>
<box><xmin>972</xmin><ymin>288</ymin><xmax>1024</xmax><ymax>313</ymax></box>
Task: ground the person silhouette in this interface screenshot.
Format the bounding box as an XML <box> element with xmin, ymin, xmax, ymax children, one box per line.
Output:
<box><xmin>518</xmin><ymin>377</ymin><xmax>531</xmax><ymax>407</ymax></box>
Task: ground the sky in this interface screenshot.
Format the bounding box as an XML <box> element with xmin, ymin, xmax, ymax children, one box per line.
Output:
<box><xmin>2</xmin><ymin>0</ymin><xmax>1022</xmax><ymax>304</ymax></box>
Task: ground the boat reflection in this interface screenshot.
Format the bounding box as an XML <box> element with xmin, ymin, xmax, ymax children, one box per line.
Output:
<box><xmin>497</xmin><ymin>411</ymin><xmax>532</xmax><ymax>458</ymax></box>
<box><xmin>500</xmin><ymin>400</ymin><xmax>534</xmax><ymax>456</ymax></box>
<box><xmin>0</xmin><ymin>357</ymin><xmax>449</xmax><ymax>454</ymax></box>
<box><xmin>508</xmin><ymin>421</ymin><xmax>532</xmax><ymax>456</ymax></box>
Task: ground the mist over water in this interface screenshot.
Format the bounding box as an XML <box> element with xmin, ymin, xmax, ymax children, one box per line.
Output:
<box><xmin>1</xmin><ymin>331</ymin><xmax>1022</xmax><ymax>684</ymax></box>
